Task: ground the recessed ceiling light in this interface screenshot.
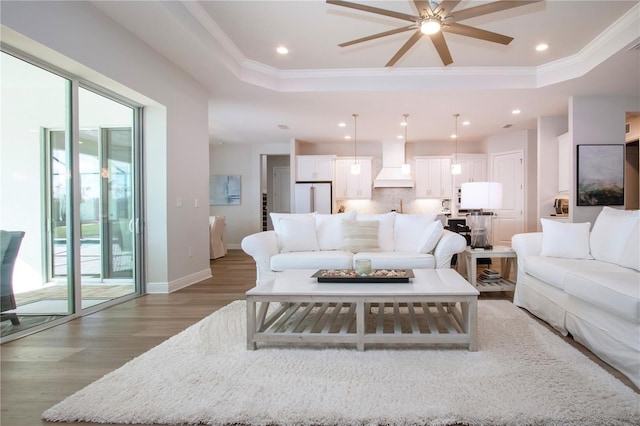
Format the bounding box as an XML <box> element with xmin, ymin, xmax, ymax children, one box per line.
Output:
<box><xmin>450</xmin><ymin>134</ymin><xmax>457</xmax><ymax>139</ymax></box>
<box><xmin>344</xmin><ymin>135</ymin><xmax>351</xmax><ymax>140</ymax></box>
<box><xmin>397</xmin><ymin>135</ymin><xmax>404</xmax><ymax>139</ymax></box>
<box><xmin>400</xmin><ymin>121</ymin><xmax>408</xmax><ymax>126</ymax></box>
<box><xmin>462</xmin><ymin>120</ymin><xmax>470</xmax><ymax>126</ymax></box>
<box><xmin>338</xmin><ymin>122</ymin><xmax>346</xmax><ymax>127</ymax></box>
<box><xmin>276</xmin><ymin>46</ymin><xmax>289</xmax><ymax>55</ymax></box>
<box><xmin>536</xmin><ymin>43</ymin><xmax>549</xmax><ymax>51</ymax></box>
<box><xmin>512</xmin><ymin>109</ymin><xmax>521</xmax><ymax>115</ymax></box>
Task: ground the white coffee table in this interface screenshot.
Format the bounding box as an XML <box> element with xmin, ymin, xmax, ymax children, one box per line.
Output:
<box><xmin>246</xmin><ymin>269</ymin><xmax>479</xmax><ymax>352</ymax></box>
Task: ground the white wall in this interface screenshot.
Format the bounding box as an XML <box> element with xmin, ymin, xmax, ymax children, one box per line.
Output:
<box><xmin>570</xmin><ymin>95</ymin><xmax>640</xmax><ymax>225</ymax></box>
<box><xmin>484</xmin><ymin>129</ymin><xmax>538</xmax><ymax>232</ymax></box>
<box><xmin>2</xmin><ymin>1</ymin><xmax>211</xmax><ymax>292</ymax></box>
<box><xmin>537</xmin><ymin>116</ymin><xmax>568</xmax><ymax>229</ymax></box>
<box><xmin>209</xmin><ymin>142</ymin><xmax>289</xmax><ymax>247</ymax></box>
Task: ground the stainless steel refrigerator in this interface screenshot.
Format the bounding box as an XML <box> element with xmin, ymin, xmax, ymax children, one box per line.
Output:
<box><xmin>294</xmin><ymin>182</ymin><xmax>332</xmax><ymax>214</ymax></box>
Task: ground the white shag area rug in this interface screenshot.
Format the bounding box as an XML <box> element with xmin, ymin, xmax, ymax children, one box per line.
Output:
<box><xmin>43</xmin><ymin>300</ymin><xmax>639</xmax><ymax>426</ymax></box>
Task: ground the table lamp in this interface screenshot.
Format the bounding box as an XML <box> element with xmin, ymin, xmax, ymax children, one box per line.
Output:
<box><xmin>460</xmin><ymin>182</ymin><xmax>503</xmax><ymax>249</ymax></box>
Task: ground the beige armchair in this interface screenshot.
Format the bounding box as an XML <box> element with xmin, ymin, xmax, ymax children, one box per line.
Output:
<box><xmin>209</xmin><ymin>216</ymin><xmax>227</xmax><ymax>259</ymax></box>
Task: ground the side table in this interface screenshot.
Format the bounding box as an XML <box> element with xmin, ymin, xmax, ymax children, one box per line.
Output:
<box><xmin>462</xmin><ymin>246</ymin><xmax>517</xmax><ymax>292</ymax></box>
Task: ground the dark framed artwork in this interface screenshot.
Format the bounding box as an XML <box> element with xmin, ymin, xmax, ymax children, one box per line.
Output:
<box><xmin>209</xmin><ymin>175</ymin><xmax>241</xmax><ymax>206</ymax></box>
<box><xmin>576</xmin><ymin>144</ymin><xmax>624</xmax><ymax>206</ymax></box>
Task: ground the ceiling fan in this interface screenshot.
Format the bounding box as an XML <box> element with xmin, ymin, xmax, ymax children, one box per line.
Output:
<box><xmin>327</xmin><ymin>0</ymin><xmax>542</xmax><ymax>67</ymax></box>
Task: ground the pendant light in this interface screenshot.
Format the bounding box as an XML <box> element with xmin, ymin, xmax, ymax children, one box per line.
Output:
<box><xmin>401</xmin><ymin>114</ymin><xmax>411</xmax><ymax>175</ymax></box>
<box><xmin>351</xmin><ymin>113</ymin><xmax>360</xmax><ymax>175</ymax></box>
<box><xmin>451</xmin><ymin>113</ymin><xmax>462</xmax><ymax>175</ymax></box>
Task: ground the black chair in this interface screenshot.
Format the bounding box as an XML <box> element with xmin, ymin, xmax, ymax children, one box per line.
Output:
<box><xmin>1</xmin><ymin>231</ymin><xmax>25</xmax><ymax>325</ymax></box>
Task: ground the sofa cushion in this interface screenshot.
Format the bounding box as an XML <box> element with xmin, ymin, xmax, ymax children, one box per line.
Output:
<box><xmin>357</xmin><ymin>212</ymin><xmax>395</xmax><ymax>251</ymax></box>
<box><xmin>277</xmin><ymin>216</ymin><xmax>319</xmax><ymax>253</ymax></box>
<box><xmin>393</xmin><ymin>213</ymin><xmax>437</xmax><ymax>252</ymax></box>
<box><xmin>524</xmin><ymin>256</ymin><xmax>629</xmax><ymax>291</ymax></box>
<box><xmin>315</xmin><ymin>211</ymin><xmax>357</xmax><ymax>251</ymax></box>
<box><xmin>353</xmin><ymin>252</ymin><xmax>435</xmax><ymax>269</ymax></box>
<box><xmin>590</xmin><ymin>207</ymin><xmax>639</xmax><ymax>268</ymax></box>
<box><xmin>620</xmin><ymin>220</ymin><xmax>640</xmax><ymax>271</ymax></box>
<box><xmin>540</xmin><ymin>218</ymin><xmax>592</xmax><ymax>259</ymax></box>
<box><xmin>270</xmin><ymin>251</ymin><xmax>354</xmax><ymax>271</ymax></box>
<box><xmin>563</xmin><ymin>270</ymin><xmax>640</xmax><ymax>323</ymax></box>
<box><xmin>342</xmin><ymin>220</ymin><xmax>379</xmax><ymax>253</ymax></box>
<box><xmin>418</xmin><ymin>220</ymin><xmax>444</xmax><ymax>254</ymax></box>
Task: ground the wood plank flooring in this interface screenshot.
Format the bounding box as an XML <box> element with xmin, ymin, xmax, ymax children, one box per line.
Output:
<box><xmin>1</xmin><ymin>250</ymin><xmax>636</xmax><ymax>426</ymax></box>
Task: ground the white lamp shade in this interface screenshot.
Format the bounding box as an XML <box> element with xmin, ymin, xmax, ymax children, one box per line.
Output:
<box><xmin>460</xmin><ymin>182</ymin><xmax>503</xmax><ymax>209</ymax></box>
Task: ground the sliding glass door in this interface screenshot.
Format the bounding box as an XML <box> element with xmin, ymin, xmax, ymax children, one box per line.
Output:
<box><xmin>1</xmin><ymin>51</ymin><xmax>142</xmax><ymax>339</ymax></box>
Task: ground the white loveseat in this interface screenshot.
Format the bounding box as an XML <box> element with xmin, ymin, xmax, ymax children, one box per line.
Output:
<box><xmin>512</xmin><ymin>207</ymin><xmax>640</xmax><ymax>388</ymax></box>
<box><xmin>242</xmin><ymin>211</ymin><xmax>466</xmax><ymax>286</ymax></box>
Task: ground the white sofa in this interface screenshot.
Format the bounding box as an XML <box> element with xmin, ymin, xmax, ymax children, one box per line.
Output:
<box><xmin>242</xmin><ymin>211</ymin><xmax>466</xmax><ymax>286</ymax></box>
<box><xmin>512</xmin><ymin>207</ymin><xmax>640</xmax><ymax>388</ymax></box>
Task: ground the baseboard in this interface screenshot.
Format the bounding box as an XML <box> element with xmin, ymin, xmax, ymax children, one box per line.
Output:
<box><xmin>146</xmin><ymin>268</ymin><xmax>212</xmax><ymax>294</ymax></box>
<box><xmin>227</xmin><ymin>243</ymin><xmax>241</xmax><ymax>250</ymax></box>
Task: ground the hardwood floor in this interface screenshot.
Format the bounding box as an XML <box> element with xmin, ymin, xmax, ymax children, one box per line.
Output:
<box><xmin>1</xmin><ymin>250</ymin><xmax>636</xmax><ymax>426</ymax></box>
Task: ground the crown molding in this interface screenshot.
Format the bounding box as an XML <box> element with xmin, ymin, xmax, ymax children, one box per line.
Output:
<box><xmin>181</xmin><ymin>1</ymin><xmax>639</xmax><ymax>93</ymax></box>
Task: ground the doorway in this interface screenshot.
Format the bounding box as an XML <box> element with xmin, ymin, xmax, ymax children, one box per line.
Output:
<box><xmin>1</xmin><ymin>51</ymin><xmax>142</xmax><ymax>340</ymax></box>
<box><xmin>263</xmin><ymin>155</ymin><xmax>290</xmax><ymax>231</ymax></box>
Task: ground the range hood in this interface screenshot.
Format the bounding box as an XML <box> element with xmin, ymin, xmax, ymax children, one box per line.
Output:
<box><xmin>373</xmin><ymin>141</ymin><xmax>414</xmax><ymax>188</ymax></box>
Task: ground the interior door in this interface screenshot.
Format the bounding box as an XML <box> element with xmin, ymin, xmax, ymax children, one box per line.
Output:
<box><xmin>492</xmin><ymin>151</ymin><xmax>524</xmax><ymax>247</ymax></box>
<box><xmin>272</xmin><ymin>166</ymin><xmax>290</xmax><ymax>214</ymax></box>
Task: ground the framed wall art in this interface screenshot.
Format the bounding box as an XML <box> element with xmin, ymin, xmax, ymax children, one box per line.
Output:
<box><xmin>576</xmin><ymin>144</ymin><xmax>624</xmax><ymax>206</ymax></box>
<box><xmin>209</xmin><ymin>175</ymin><xmax>241</xmax><ymax>206</ymax></box>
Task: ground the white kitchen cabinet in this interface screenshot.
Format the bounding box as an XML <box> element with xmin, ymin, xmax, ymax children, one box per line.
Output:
<box><xmin>334</xmin><ymin>157</ymin><xmax>372</xmax><ymax>200</ymax></box>
<box><xmin>415</xmin><ymin>157</ymin><xmax>453</xmax><ymax>198</ymax></box>
<box><xmin>557</xmin><ymin>133</ymin><xmax>571</xmax><ymax>192</ymax></box>
<box><xmin>296</xmin><ymin>155</ymin><xmax>335</xmax><ymax>181</ymax></box>
<box><xmin>452</xmin><ymin>155</ymin><xmax>487</xmax><ymax>187</ymax></box>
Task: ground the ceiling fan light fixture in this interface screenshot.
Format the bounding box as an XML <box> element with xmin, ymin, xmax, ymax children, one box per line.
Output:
<box><xmin>421</xmin><ymin>17</ymin><xmax>441</xmax><ymax>35</ymax></box>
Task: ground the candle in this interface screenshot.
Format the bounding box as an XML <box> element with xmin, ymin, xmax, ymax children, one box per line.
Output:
<box><xmin>355</xmin><ymin>259</ymin><xmax>371</xmax><ymax>276</ymax></box>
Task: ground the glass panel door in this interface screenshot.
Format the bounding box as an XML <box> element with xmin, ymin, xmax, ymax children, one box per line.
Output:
<box><xmin>78</xmin><ymin>88</ymin><xmax>136</xmax><ymax>305</ymax></box>
<box><xmin>1</xmin><ymin>51</ymin><xmax>142</xmax><ymax>339</ymax></box>
<box><xmin>1</xmin><ymin>52</ymin><xmax>72</xmax><ymax>336</ymax></box>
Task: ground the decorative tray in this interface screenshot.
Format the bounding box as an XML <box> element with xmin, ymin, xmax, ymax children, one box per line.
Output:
<box><xmin>312</xmin><ymin>269</ymin><xmax>414</xmax><ymax>283</ymax></box>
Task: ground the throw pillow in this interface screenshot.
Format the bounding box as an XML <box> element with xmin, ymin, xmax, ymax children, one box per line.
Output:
<box><xmin>540</xmin><ymin>218</ymin><xmax>592</xmax><ymax>259</ymax></box>
<box><xmin>590</xmin><ymin>206</ymin><xmax>640</xmax><ymax>266</ymax></box>
<box><xmin>356</xmin><ymin>212</ymin><xmax>395</xmax><ymax>251</ymax></box>
<box><xmin>418</xmin><ymin>220</ymin><xmax>444</xmax><ymax>254</ymax></box>
<box><xmin>277</xmin><ymin>216</ymin><xmax>319</xmax><ymax>253</ymax></box>
<box><xmin>315</xmin><ymin>211</ymin><xmax>357</xmax><ymax>251</ymax></box>
<box><xmin>269</xmin><ymin>212</ymin><xmax>314</xmax><ymax>235</ymax></box>
<box><xmin>393</xmin><ymin>213</ymin><xmax>437</xmax><ymax>252</ymax></box>
<box><xmin>342</xmin><ymin>220</ymin><xmax>379</xmax><ymax>253</ymax></box>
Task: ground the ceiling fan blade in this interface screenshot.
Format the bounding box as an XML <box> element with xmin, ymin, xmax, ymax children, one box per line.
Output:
<box><xmin>429</xmin><ymin>31</ymin><xmax>453</xmax><ymax>66</ymax></box>
<box><xmin>327</xmin><ymin>0</ymin><xmax>417</xmax><ymax>23</ymax></box>
<box><xmin>433</xmin><ymin>0</ymin><xmax>461</xmax><ymax>16</ymax></box>
<box><xmin>413</xmin><ymin>0</ymin><xmax>433</xmax><ymax>17</ymax></box>
<box><xmin>445</xmin><ymin>22</ymin><xmax>513</xmax><ymax>45</ymax></box>
<box><xmin>386</xmin><ymin>31</ymin><xmax>423</xmax><ymax>67</ymax></box>
<box><xmin>338</xmin><ymin>25</ymin><xmax>416</xmax><ymax>47</ymax></box>
<box><xmin>450</xmin><ymin>0</ymin><xmax>542</xmax><ymax>22</ymax></box>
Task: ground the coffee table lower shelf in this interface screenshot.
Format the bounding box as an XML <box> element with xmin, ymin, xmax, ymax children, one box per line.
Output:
<box><xmin>246</xmin><ymin>299</ymin><xmax>477</xmax><ymax>352</ymax></box>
